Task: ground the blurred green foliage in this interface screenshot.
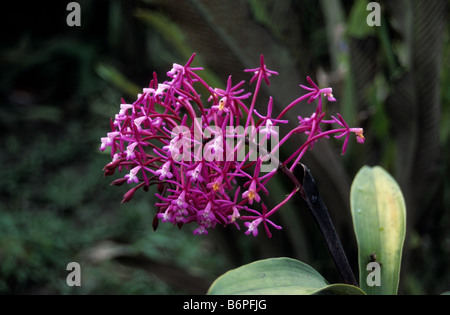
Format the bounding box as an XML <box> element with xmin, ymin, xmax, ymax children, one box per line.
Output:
<box><xmin>0</xmin><ymin>0</ymin><xmax>448</xmax><ymax>294</ymax></box>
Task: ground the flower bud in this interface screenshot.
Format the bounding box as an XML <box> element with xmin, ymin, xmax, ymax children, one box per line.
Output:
<box><xmin>110</xmin><ymin>177</ymin><xmax>128</xmax><ymax>186</ymax></box>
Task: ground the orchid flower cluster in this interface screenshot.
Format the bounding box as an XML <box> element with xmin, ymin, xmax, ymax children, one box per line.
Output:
<box><xmin>100</xmin><ymin>54</ymin><xmax>364</xmax><ymax>237</ymax></box>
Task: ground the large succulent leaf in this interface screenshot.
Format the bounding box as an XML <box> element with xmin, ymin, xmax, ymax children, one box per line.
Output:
<box><xmin>351</xmin><ymin>166</ymin><xmax>406</xmax><ymax>295</ymax></box>
<box><xmin>207</xmin><ymin>257</ymin><xmax>365</xmax><ymax>295</ymax></box>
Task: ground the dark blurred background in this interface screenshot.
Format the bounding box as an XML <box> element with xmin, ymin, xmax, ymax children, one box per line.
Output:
<box><xmin>0</xmin><ymin>0</ymin><xmax>448</xmax><ymax>294</ymax></box>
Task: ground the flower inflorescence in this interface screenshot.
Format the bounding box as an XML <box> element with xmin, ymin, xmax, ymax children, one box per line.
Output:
<box><xmin>100</xmin><ymin>53</ymin><xmax>364</xmax><ymax>237</ymax></box>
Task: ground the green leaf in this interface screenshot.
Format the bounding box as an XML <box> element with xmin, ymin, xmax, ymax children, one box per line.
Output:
<box><xmin>350</xmin><ymin>166</ymin><xmax>406</xmax><ymax>295</ymax></box>
<box><xmin>346</xmin><ymin>0</ymin><xmax>376</xmax><ymax>39</ymax></box>
<box><xmin>134</xmin><ymin>9</ymin><xmax>192</xmax><ymax>60</ymax></box>
<box><xmin>134</xmin><ymin>8</ymin><xmax>224</xmax><ymax>91</ymax></box>
<box><xmin>312</xmin><ymin>283</ymin><xmax>365</xmax><ymax>295</ymax></box>
<box><xmin>207</xmin><ymin>257</ymin><xmax>364</xmax><ymax>295</ymax></box>
<box><xmin>95</xmin><ymin>63</ymin><xmax>141</xmax><ymax>98</ymax></box>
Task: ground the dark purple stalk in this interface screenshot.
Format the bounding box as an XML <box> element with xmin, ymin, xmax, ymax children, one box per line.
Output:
<box><xmin>279</xmin><ymin>163</ymin><xmax>358</xmax><ymax>286</ymax></box>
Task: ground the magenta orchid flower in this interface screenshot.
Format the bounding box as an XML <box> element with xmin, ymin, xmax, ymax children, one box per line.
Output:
<box><xmin>244</xmin><ymin>55</ymin><xmax>279</xmax><ymax>86</ymax></box>
<box><xmin>100</xmin><ymin>53</ymin><xmax>364</xmax><ymax>238</ymax></box>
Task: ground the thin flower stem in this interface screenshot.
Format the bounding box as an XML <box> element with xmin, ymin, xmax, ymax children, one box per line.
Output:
<box><xmin>282</xmin><ymin>128</ymin><xmax>348</xmax><ymax>167</ymax></box>
<box><xmin>245</xmin><ymin>72</ymin><xmax>263</xmax><ymax>129</ymax></box>
<box><xmin>265</xmin><ymin>188</ymin><xmax>297</xmax><ymax>218</ymax></box>
<box><xmin>276</xmin><ymin>92</ymin><xmax>314</xmax><ymax>120</ymax></box>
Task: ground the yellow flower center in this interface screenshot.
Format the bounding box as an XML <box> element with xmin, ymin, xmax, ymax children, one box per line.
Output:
<box><xmin>212</xmin><ymin>182</ymin><xmax>220</xmax><ymax>192</ymax></box>
<box><xmin>356</xmin><ymin>130</ymin><xmax>364</xmax><ymax>140</ymax></box>
<box><xmin>218</xmin><ymin>98</ymin><xmax>226</xmax><ymax>111</ymax></box>
<box><xmin>248</xmin><ymin>190</ymin><xmax>255</xmax><ymax>201</ymax></box>
<box><xmin>354</xmin><ymin>129</ymin><xmax>365</xmax><ymax>143</ymax></box>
